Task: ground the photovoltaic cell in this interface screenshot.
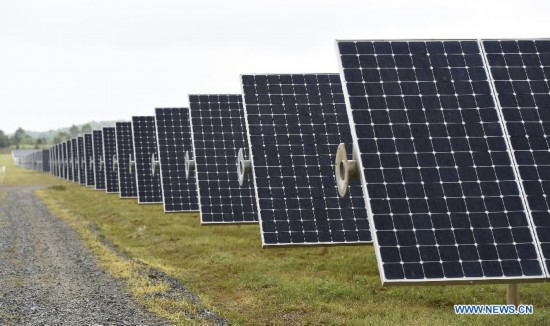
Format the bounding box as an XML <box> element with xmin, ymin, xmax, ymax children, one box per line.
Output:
<box><xmin>241</xmin><ymin>74</ymin><xmax>371</xmax><ymax>246</ymax></box>
<box><xmin>337</xmin><ymin>40</ymin><xmax>545</xmax><ymax>284</ymax></box>
<box><xmin>102</xmin><ymin>127</ymin><xmax>119</xmax><ymax>193</ymax></box>
<box><xmin>189</xmin><ymin>95</ymin><xmax>257</xmax><ymax>223</ymax></box>
<box><xmin>77</xmin><ymin>136</ymin><xmax>86</xmax><ymax>184</ymax></box>
<box><xmin>92</xmin><ymin>130</ymin><xmax>106</xmax><ymax>190</ymax></box>
<box><xmin>132</xmin><ymin>116</ymin><xmax>163</xmax><ymax>203</ymax></box>
<box><xmin>115</xmin><ymin>122</ymin><xmax>138</xmax><ymax>198</ymax></box>
<box><xmin>155</xmin><ymin>108</ymin><xmax>199</xmax><ymax>212</ymax></box>
<box><xmin>483</xmin><ymin>39</ymin><xmax>550</xmax><ymax>274</ymax></box>
<box><xmin>84</xmin><ymin>133</ymin><xmax>95</xmax><ymax>187</ymax></box>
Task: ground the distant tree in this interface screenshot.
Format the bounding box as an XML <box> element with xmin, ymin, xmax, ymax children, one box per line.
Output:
<box><xmin>69</xmin><ymin>124</ymin><xmax>80</xmax><ymax>137</ymax></box>
<box><xmin>12</xmin><ymin>127</ymin><xmax>27</xmax><ymax>148</ymax></box>
<box><xmin>53</xmin><ymin>131</ymin><xmax>70</xmax><ymax>144</ymax></box>
<box><xmin>0</xmin><ymin>130</ymin><xmax>9</xmax><ymax>148</ymax></box>
<box><xmin>81</xmin><ymin>123</ymin><xmax>92</xmax><ymax>133</ymax></box>
<box><xmin>36</xmin><ymin>137</ymin><xmax>47</xmax><ymax>145</ymax></box>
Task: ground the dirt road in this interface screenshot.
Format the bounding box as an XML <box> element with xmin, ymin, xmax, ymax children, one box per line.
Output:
<box><xmin>0</xmin><ymin>186</ymin><xmax>168</xmax><ymax>325</ymax></box>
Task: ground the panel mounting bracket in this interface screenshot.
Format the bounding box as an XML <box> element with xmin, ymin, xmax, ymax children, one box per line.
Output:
<box><xmin>335</xmin><ymin>143</ymin><xmax>360</xmax><ymax>197</ymax></box>
<box><xmin>237</xmin><ymin>148</ymin><xmax>252</xmax><ymax>187</ymax></box>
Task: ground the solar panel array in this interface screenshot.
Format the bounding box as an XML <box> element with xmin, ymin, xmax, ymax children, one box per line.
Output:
<box><xmin>115</xmin><ymin>122</ymin><xmax>138</xmax><ymax>198</ymax></box>
<box><xmin>132</xmin><ymin>116</ymin><xmax>163</xmax><ymax>203</ymax></box>
<box><xmin>92</xmin><ymin>130</ymin><xmax>106</xmax><ymax>190</ymax></box>
<box><xmin>189</xmin><ymin>95</ymin><xmax>257</xmax><ymax>223</ymax></box>
<box><xmin>15</xmin><ymin>149</ymin><xmax>50</xmax><ymax>172</ymax></box>
<box><xmin>102</xmin><ymin>127</ymin><xmax>120</xmax><ymax>193</ymax></box>
<box><xmin>35</xmin><ymin>38</ymin><xmax>550</xmax><ymax>288</ymax></box>
<box><xmin>84</xmin><ymin>133</ymin><xmax>95</xmax><ymax>187</ymax></box>
<box><xmin>77</xmin><ymin>136</ymin><xmax>86</xmax><ymax>185</ymax></box>
<box><xmin>241</xmin><ymin>74</ymin><xmax>371</xmax><ymax>245</ymax></box>
<box><xmin>155</xmin><ymin>108</ymin><xmax>199</xmax><ymax>212</ymax></box>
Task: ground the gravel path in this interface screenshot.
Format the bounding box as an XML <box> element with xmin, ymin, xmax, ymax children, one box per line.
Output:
<box><xmin>0</xmin><ymin>186</ymin><xmax>169</xmax><ymax>325</ymax></box>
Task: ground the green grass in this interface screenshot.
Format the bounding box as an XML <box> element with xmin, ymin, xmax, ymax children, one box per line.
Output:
<box><xmin>3</xmin><ymin>153</ymin><xmax>550</xmax><ymax>325</ymax></box>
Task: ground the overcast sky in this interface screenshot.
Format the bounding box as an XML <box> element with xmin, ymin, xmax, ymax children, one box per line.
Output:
<box><xmin>1</xmin><ymin>0</ymin><xmax>549</xmax><ymax>133</ymax></box>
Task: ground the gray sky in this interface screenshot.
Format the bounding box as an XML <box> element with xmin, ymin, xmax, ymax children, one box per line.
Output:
<box><xmin>1</xmin><ymin>0</ymin><xmax>549</xmax><ymax>133</ymax></box>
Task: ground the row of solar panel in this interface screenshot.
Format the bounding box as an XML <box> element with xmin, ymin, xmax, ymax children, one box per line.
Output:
<box><xmin>18</xmin><ymin>39</ymin><xmax>550</xmax><ymax>287</ymax></box>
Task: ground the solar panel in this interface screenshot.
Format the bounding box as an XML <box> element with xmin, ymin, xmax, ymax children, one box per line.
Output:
<box><xmin>336</xmin><ymin>39</ymin><xmax>545</xmax><ymax>284</ymax></box>
<box><xmin>102</xmin><ymin>127</ymin><xmax>119</xmax><ymax>193</ymax></box>
<box><xmin>54</xmin><ymin>144</ymin><xmax>61</xmax><ymax>178</ymax></box>
<box><xmin>188</xmin><ymin>95</ymin><xmax>257</xmax><ymax>223</ymax></box>
<box><xmin>52</xmin><ymin>145</ymin><xmax>58</xmax><ymax>177</ymax></box>
<box><xmin>115</xmin><ymin>122</ymin><xmax>138</xmax><ymax>198</ymax></box>
<box><xmin>154</xmin><ymin>108</ymin><xmax>199</xmax><ymax>212</ymax></box>
<box><xmin>84</xmin><ymin>133</ymin><xmax>95</xmax><ymax>187</ymax></box>
<box><xmin>71</xmin><ymin>138</ymin><xmax>79</xmax><ymax>183</ymax></box>
<box><xmin>62</xmin><ymin>142</ymin><xmax>68</xmax><ymax>179</ymax></box>
<box><xmin>483</xmin><ymin>39</ymin><xmax>550</xmax><ymax>275</ymax></box>
<box><xmin>49</xmin><ymin>147</ymin><xmax>54</xmax><ymax>175</ymax></box>
<box><xmin>132</xmin><ymin>116</ymin><xmax>163</xmax><ymax>203</ymax></box>
<box><xmin>77</xmin><ymin>136</ymin><xmax>86</xmax><ymax>184</ymax></box>
<box><xmin>42</xmin><ymin>149</ymin><xmax>50</xmax><ymax>172</ymax></box>
<box><xmin>66</xmin><ymin>139</ymin><xmax>74</xmax><ymax>181</ymax></box>
<box><xmin>92</xmin><ymin>130</ymin><xmax>106</xmax><ymax>190</ymax></box>
<box><xmin>241</xmin><ymin>74</ymin><xmax>371</xmax><ymax>246</ymax></box>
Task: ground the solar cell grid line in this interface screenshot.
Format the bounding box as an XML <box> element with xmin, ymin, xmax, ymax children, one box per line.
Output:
<box><xmin>132</xmin><ymin>116</ymin><xmax>163</xmax><ymax>203</ymax></box>
<box><xmin>115</xmin><ymin>122</ymin><xmax>138</xmax><ymax>198</ymax></box>
<box><xmin>66</xmin><ymin>140</ymin><xmax>74</xmax><ymax>181</ymax></box>
<box><xmin>84</xmin><ymin>133</ymin><xmax>95</xmax><ymax>187</ymax></box>
<box><xmin>188</xmin><ymin>95</ymin><xmax>257</xmax><ymax>223</ymax></box>
<box><xmin>92</xmin><ymin>130</ymin><xmax>106</xmax><ymax>190</ymax></box>
<box><xmin>336</xmin><ymin>39</ymin><xmax>546</xmax><ymax>285</ymax></box>
<box><xmin>155</xmin><ymin>108</ymin><xmax>199</xmax><ymax>212</ymax></box>
<box><xmin>77</xmin><ymin>136</ymin><xmax>86</xmax><ymax>184</ymax></box>
<box><xmin>102</xmin><ymin>127</ymin><xmax>119</xmax><ymax>193</ymax></box>
<box><xmin>71</xmin><ymin>138</ymin><xmax>79</xmax><ymax>183</ymax></box>
<box><xmin>241</xmin><ymin>73</ymin><xmax>371</xmax><ymax>246</ymax></box>
<box><xmin>482</xmin><ymin>39</ymin><xmax>550</xmax><ymax>275</ymax></box>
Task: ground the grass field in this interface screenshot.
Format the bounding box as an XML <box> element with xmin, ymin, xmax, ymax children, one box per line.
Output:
<box><xmin>3</xmin><ymin>153</ymin><xmax>550</xmax><ymax>325</ymax></box>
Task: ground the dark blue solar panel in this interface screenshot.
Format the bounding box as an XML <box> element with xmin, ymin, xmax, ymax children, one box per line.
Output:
<box><xmin>42</xmin><ymin>149</ymin><xmax>50</xmax><ymax>172</ymax></box>
<box><xmin>241</xmin><ymin>74</ymin><xmax>371</xmax><ymax>246</ymax></box>
<box><xmin>55</xmin><ymin>144</ymin><xmax>63</xmax><ymax>178</ymax></box>
<box><xmin>188</xmin><ymin>95</ymin><xmax>257</xmax><ymax>223</ymax></box>
<box><xmin>71</xmin><ymin>138</ymin><xmax>79</xmax><ymax>183</ymax></box>
<box><xmin>337</xmin><ymin>40</ymin><xmax>545</xmax><ymax>284</ymax></box>
<box><xmin>115</xmin><ymin>122</ymin><xmax>137</xmax><ymax>198</ymax></box>
<box><xmin>66</xmin><ymin>140</ymin><xmax>74</xmax><ymax>181</ymax></box>
<box><xmin>483</xmin><ymin>39</ymin><xmax>550</xmax><ymax>274</ymax></box>
<box><xmin>92</xmin><ymin>130</ymin><xmax>106</xmax><ymax>190</ymax></box>
<box><xmin>155</xmin><ymin>108</ymin><xmax>199</xmax><ymax>212</ymax></box>
<box><xmin>102</xmin><ymin>127</ymin><xmax>119</xmax><ymax>193</ymax></box>
<box><xmin>52</xmin><ymin>144</ymin><xmax>59</xmax><ymax>177</ymax></box>
<box><xmin>62</xmin><ymin>142</ymin><xmax>68</xmax><ymax>179</ymax></box>
<box><xmin>132</xmin><ymin>116</ymin><xmax>163</xmax><ymax>203</ymax></box>
<box><xmin>84</xmin><ymin>133</ymin><xmax>95</xmax><ymax>187</ymax></box>
<box><xmin>77</xmin><ymin>136</ymin><xmax>86</xmax><ymax>184</ymax></box>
